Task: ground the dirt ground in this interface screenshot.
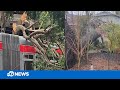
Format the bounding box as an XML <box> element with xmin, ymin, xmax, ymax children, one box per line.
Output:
<box><xmin>69</xmin><ymin>52</ymin><xmax>120</xmax><ymax>70</ymax></box>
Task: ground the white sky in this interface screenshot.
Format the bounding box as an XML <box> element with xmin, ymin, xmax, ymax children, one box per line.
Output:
<box><xmin>67</xmin><ymin>11</ymin><xmax>116</xmax><ymax>15</ymax></box>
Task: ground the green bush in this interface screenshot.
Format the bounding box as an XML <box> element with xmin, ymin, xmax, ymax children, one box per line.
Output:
<box><xmin>33</xmin><ymin>54</ymin><xmax>65</xmax><ymax>70</ymax></box>
<box><xmin>28</xmin><ymin>11</ymin><xmax>65</xmax><ymax>70</ymax></box>
<box><xmin>101</xmin><ymin>23</ymin><xmax>120</xmax><ymax>52</ymax></box>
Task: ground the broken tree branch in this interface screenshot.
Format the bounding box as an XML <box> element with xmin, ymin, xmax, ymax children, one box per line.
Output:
<box><xmin>25</xmin><ymin>21</ymin><xmax>39</xmax><ymax>30</ymax></box>
<box><xmin>16</xmin><ymin>25</ymin><xmax>29</xmax><ymax>39</ymax></box>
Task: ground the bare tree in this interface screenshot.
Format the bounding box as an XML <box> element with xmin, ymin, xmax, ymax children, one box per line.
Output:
<box><xmin>65</xmin><ymin>11</ymin><xmax>106</xmax><ymax>69</ymax></box>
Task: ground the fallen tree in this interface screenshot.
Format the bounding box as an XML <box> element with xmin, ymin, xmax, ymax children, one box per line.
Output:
<box><xmin>11</xmin><ymin>11</ymin><xmax>65</xmax><ymax>69</ymax></box>
<box><xmin>15</xmin><ymin>22</ymin><xmax>62</xmax><ymax>65</ymax></box>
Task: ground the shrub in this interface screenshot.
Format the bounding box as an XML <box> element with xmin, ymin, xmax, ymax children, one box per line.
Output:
<box><xmin>101</xmin><ymin>23</ymin><xmax>120</xmax><ymax>53</ymax></box>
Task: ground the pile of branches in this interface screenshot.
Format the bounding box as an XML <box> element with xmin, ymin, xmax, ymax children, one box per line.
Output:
<box><xmin>15</xmin><ymin>21</ymin><xmax>61</xmax><ymax>66</ymax></box>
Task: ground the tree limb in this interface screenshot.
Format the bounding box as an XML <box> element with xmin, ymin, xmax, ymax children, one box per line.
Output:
<box><xmin>33</xmin><ymin>34</ymin><xmax>44</xmax><ymax>39</ymax></box>
<box><xmin>25</xmin><ymin>21</ymin><xmax>39</xmax><ymax>30</ymax></box>
<box><xmin>29</xmin><ymin>37</ymin><xmax>45</xmax><ymax>54</ymax></box>
<box><xmin>16</xmin><ymin>25</ymin><xmax>29</xmax><ymax>39</ymax></box>
<box><xmin>29</xmin><ymin>26</ymin><xmax>54</xmax><ymax>38</ymax></box>
<box><xmin>36</xmin><ymin>38</ymin><xmax>48</xmax><ymax>48</ymax></box>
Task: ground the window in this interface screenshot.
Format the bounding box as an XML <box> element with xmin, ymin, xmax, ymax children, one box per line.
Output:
<box><xmin>24</xmin><ymin>54</ymin><xmax>34</xmax><ymax>59</ymax></box>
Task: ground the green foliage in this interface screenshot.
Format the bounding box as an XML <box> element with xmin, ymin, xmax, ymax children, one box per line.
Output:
<box><xmin>5</xmin><ymin>11</ymin><xmax>14</xmax><ymax>20</ymax></box>
<box><xmin>41</xmin><ymin>11</ymin><xmax>65</xmax><ymax>44</ymax></box>
<box><xmin>39</xmin><ymin>11</ymin><xmax>52</xmax><ymax>28</ymax></box>
<box><xmin>33</xmin><ymin>54</ymin><xmax>65</xmax><ymax>70</ymax></box>
<box><xmin>27</xmin><ymin>11</ymin><xmax>65</xmax><ymax>70</ymax></box>
<box><xmin>4</xmin><ymin>11</ymin><xmax>65</xmax><ymax>70</ymax></box>
<box><xmin>27</xmin><ymin>11</ymin><xmax>41</xmax><ymax>20</ymax></box>
<box><xmin>89</xmin><ymin>41</ymin><xmax>104</xmax><ymax>50</ymax></box>
<box><xmin>26</xmin><ymin>11</ymin><xmax>65</xmax><ymax>44</ymax></box>
<box><xmin>4</xmin><ymin>11</ymin><xmax>65</xmax><ymax>44</ymax></box>
<box><xmin>33</xmin><ymin>43</ymin><xmax>65</xmax><ymax>70</ymax></box>
<box><xmin>101</xmin><ymin>23</ymin><xmax>120</xmax><ymax>52</ymax></box>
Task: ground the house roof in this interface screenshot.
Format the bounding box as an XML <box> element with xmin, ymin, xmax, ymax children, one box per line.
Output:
<box><xmin>66</xmin><ymin>11</ymin><xmax>120</xmax><ymax>26</ymax></box>
<box><xmin>66</xmin><ymin>13</ymin><xmax>88</xmax><ymax>25</ymax></box>
<box><xmin>94</xmin><ymin>11</ymin><xmax>120</xmax><ymax>18</ymax></box>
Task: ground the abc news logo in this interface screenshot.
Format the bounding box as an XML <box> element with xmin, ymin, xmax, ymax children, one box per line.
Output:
<box><xmin>7</xmin><ymin>71</ymin><xmax>29</xmax><ymax>77</ymax></box>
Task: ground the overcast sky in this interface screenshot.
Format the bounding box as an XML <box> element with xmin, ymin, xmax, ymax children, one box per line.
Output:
<box><xmin>67</xmin><ymin>11</ymin><xmax>116</xmax><ymax>15</ymax></box>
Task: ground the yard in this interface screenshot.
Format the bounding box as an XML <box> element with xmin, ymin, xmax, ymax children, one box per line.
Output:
<box><xmin>65</xmin><ymin>11</ymin><xmax>120</xmax><ymax>70</ymax></box>
<box><xmin>70</xmin><ymin>52</ymin><xmax>120</xmax><ymax>70</ymax></box>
